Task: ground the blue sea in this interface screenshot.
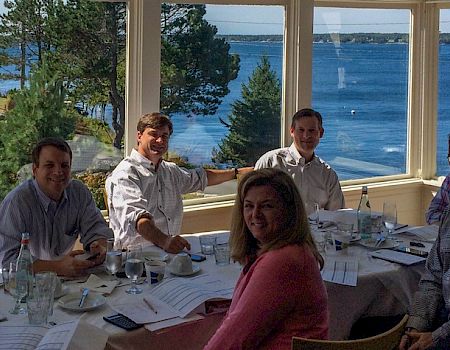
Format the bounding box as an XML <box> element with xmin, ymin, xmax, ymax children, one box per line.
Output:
<box><xmin>1</xmin><ymin>41</ymin><xmax>449</xmax><ymax>180</ymax></box>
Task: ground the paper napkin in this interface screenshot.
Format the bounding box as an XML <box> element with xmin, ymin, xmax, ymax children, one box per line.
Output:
<box><xmin>79</xmin><ymin>274</ymin><xmax>119</xmax><ymax>295</ymax></box>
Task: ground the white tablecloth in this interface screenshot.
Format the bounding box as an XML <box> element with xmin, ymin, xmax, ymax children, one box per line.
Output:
<box><xmin>0</xmin><ymin>226</ymin><xmax>429</xmax><ymax>347</ymax></box>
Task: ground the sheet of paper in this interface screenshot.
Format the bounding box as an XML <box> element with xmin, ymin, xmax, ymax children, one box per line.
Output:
<box><xmin>321</xmin><ymin>258</ymin><xmax>358</xmax><ymax>287</ymax></box>
<box><xmin>0</xmin><ymin>320</ymin><xmax>79</xmax><ymax>350</ymax></box>
<box><xmin>111</xmin><ymin>294</ymin><xmax>182</xmax><ymax>324</ymax></box>
<box><xmin>397</xmin><ymin>225</ymin><xmax>439</xmax><ymax>242</ymax></box>
<box><xmin>369</xmin><ymin>249</ymin><xmax>426</xmax><ymax>266</ymax></box>
<box><xmin>150</xmin><ymin>274</ymin><xmax>233</xmax><ymax>318</ymax></box>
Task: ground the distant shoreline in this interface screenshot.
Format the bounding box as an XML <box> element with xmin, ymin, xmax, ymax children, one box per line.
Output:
<box><xmin>218</xmin><ymin>33</ymin><xmax>450</xmax><ymax>44</ymax></box>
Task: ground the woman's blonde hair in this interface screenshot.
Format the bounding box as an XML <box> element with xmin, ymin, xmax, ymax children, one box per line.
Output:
<box><xmin>229</xmin><ymin>168</ymin><xmax>324</xmax><ymax>269</ymax></box>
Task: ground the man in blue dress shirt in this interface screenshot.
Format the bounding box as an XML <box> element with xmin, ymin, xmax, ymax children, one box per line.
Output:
<box><xmin>0</xmin><ymin>137</ymin><xmax>113</xmax><ymax>277</ymax></box>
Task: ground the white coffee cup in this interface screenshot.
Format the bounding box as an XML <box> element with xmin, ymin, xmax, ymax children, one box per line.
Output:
<box><xmin>169</xmin><ymin>253</ymin><xmax>193</xmax><ymax>274</ymax></box>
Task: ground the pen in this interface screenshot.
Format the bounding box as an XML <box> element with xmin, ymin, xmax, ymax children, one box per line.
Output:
<box><xmin>143</xmin><ymin>298</ymin><xmax>158</xmax><ymax>314</ymax></box>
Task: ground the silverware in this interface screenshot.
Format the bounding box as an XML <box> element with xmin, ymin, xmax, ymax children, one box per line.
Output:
<box><xmin>79</xmin><ymin>288</ymin><xmax>89</xmax><ymax>308</ymax></box>
<box><xmin>375</xmin><ymin>236</ymin><xmax>386</xmax><ymax>248</ymax></box>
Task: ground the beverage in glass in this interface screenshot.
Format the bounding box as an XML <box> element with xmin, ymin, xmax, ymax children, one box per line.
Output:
<box><xmin>382</xmin><ymin>201</ymin><xmax>397</xmax><ymax>237</ymax></box>
<box><xmin>125</xmin><ymin>244</ymin><xmax>143</xmax><ymax>294</ymax></box>
<box><xmin>105</xmin><ymin>238</ymin><xmax>122</xmax><ymax>278</ymax></box>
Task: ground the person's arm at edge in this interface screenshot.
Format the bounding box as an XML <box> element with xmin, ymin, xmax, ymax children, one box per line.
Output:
<box><xmin>426</xmin><ymin>176</ymin><xmax>450</xmax><ymax>224</ymax></box>
<box><xmin>205</xmin><ymin>167</ymin><xmax>253</xmax><ymax>186</ymax></box>
<box><xmin>325</xmin><ymin>170</ymin><xmax>345</xmax><ymax>210</ymax></box>
<box><xmin>136</xmin><ymin>215</ymin><xmax>190</xmax><ymax>253</ymax></box>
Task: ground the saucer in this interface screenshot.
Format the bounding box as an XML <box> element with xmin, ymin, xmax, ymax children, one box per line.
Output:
<box><xmin>360</xmin><ymin>238</ymin><xmax>399</xmax><ymax>249</ymax></box>
<box><xmin>169</xmin><ymin>264</ymin><xmax>201</xmax><ymax>276</ymax></box>
<box><xmin>58</xmin><ymin>292</ymin><xmax>106</xmax><ymax>312</ymax></box>
<box><xmin>54</xmin><ymin>286</ymin><xmax>69</xmax><ymax>299</ymax></box>
<box><xmin>350</xmin><ymin>234</ymin><xmax>361</xmax><ymax>243</ymax></box>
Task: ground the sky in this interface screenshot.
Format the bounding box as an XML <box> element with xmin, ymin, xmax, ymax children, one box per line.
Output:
<box><xmin>0</xmin><ymin>2</ymin><xmax>449</xmax><ymax>35</ymax></box>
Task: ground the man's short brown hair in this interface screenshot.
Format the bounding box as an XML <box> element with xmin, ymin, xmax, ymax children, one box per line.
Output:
<box><xmin>32</xmin><ymin>137</ymin><xmax>72</xmax><ymax>166</ymax></box>
<box><xmin>137</xmin><ymin>112</ymin><xmax>173</xmax><ymax>135</ymax></box>
<box><xmin>291</xmin><ymin>108</ymin><xmax>323</xmax><ymax>129</ymax></box>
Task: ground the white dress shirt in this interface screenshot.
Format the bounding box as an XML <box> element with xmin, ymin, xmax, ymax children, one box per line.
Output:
<box><xmin>255</xmin><ymin>143</ymin><xmax>345</xmax><ymax>211</ymax></box>
<box><xmin>106</xmin><ymin>149</ymin><xmax>208</xmax><ymax>247</ymax></box>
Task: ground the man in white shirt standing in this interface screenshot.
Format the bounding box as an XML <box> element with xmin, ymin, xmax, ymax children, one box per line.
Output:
<box><xmin>255</xmin><ymin>108</ymin><xmax>344</xmax><ymax>211</ymax></box>
<box><xmin>106</xmin><ymin>112</ymin><xmax>250</xmax><ymax>253</ymax></box>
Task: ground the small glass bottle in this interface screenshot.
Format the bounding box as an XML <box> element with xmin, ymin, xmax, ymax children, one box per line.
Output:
<box><xmin>357</xmin><ymin>186</ymin><xmax>372</xmax><ymax>239</ymax></box>
<box><xmin>15</xmin><ymin>232</ymin><xmax>34</xmax><ymax>301</ymax></box>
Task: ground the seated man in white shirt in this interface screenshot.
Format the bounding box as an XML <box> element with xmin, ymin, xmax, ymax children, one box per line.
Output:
<box><xmin>0</xmin><ymin>137</ymin><xmax>113</xmax><ymax>276</ymax></box>
<box><xmin>106</xmin><ymin>112</ymin><xmax>250</xmax><ymax>253</ymax></box>
<box><xmin>254</xmin><ymin>108</ymin><xmax>344</xmax><ymax>211</ymax></box>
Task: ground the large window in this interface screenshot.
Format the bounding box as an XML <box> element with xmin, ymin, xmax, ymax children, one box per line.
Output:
<box><xmin>438</xmin><ymin>9</ymin><xmax>450</xmax><ymax>176</ymax></box>
<box><xmin>312</xmin><ymin>8</ymin><xmax>410</xmax><ymax>181</ymax></box>
<box><xmin>160</xmin><ymin>3</ymin><xmax>284</xmax><ymax>198</ymax></box>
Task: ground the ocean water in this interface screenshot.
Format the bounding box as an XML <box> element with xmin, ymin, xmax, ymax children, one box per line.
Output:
<box><xmin>1</xmin><ymin>41</ymin><xmax>449</xmax><ymax>179</ymax></box>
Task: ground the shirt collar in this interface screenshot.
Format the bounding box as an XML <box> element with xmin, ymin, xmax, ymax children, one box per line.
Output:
<box><xmin>32</xmin><ymin>179</ymin><xmax>63</xmax><ymax>212</ymax></box>
<box><xmin>131</xmin><ymin>148</ymin><xmax>159</xmax><ymax>171</ymax></box>
<box><xmin>288</xmin><ymin>143</ymin><xmax>318</xmax><ymax>166</ymax></box>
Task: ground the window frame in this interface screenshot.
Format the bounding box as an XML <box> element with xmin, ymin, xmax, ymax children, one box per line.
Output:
<box><xmin>125</xmin><ymin>0</ymin><xmax>445</xmax><ymax>206</ymax></box>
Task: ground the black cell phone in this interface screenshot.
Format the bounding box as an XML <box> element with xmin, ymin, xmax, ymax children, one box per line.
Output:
<box><xmin>395</xmin><ymin>247</ymin><xmax>428</xmax><ymax>257</ymax></box>
<box><xmin>190</xmin><ymin>253</ymin><xmax>206</xmax><ymax>262</ymax></box>
<box><xmin>103</xmin><ymin>314</ymin><xmax>143</xmax><ymax>331</ymax></box>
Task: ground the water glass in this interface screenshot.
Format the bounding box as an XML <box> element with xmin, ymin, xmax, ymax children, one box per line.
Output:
<box><xmin>144</xmin><ymin>260</ymin><xmax>166</xmax><ymax>284</ymax></box>
<box><xmin>35</xmin><ymin>271</ymin><xmax>57</xmax><ymax>316</ymax></box>
<box><xmin>199</xmin><ymin>235</ymin><xmax>216</xmax><ymax>255</ymax></box>
<box><xmin>306</xmin><ymin>202</ymin><xmax>320</xmax><ymax>225</ymax></box>
<box><xmin>382</xmin><ymin>201</ymin><xmax>397</xmax><ymax>237</ymax></box>
<box><xmin>105</xmin><ymin>238</ymin><xmax>122</xmax><ymax>278</ymax></box>
<box><xmin>27</xmin><ymin>286</ymin><xmax>52</xmax><ymax>325</ymax></box>
<box><xmin>336</xmin><ymin>222</ymin><xmax>355</xmax><ymax>239</ymax></box>
<box><xmin>125</xmin><ymin>244</ymin><xmax>143</xmax><ymax>294</ymax></box>
<box><xmin>214</xmin><ymin>243</ymin><xmax>230</xmax><ymax>266</ymax></box>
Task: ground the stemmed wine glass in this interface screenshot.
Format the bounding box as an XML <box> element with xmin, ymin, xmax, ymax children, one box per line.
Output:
<box><xmin>9</xmin><ymin>262</ymin><xmax>27</xmax><ymax>314</ymax></box>
<box><xmin>125</xmin><ymin>244</ymin><xmax>143</xmax><ymax>294</ymax></box>
<box><xmin>382</xmin><ymin>201</ymin><xmax>397</xmax><ymax>238</ymax></box>
<box><xmin>105</xmin><ymin>238</ymin><xmax>122</xmax><ymax>280</ymax></box>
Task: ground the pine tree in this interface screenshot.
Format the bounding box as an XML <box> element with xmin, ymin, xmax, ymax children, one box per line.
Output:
<box><xmin>213</xmin><ymin>56</ymin><xmax>281</xmax><ymax>166</ymax></box>
<box><xmin>0</xmin><ymin>59</ymin><xmax>76</xmax><ymax>198</ymax></box>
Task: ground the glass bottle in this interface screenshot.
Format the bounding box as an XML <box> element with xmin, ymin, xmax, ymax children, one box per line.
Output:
<box><xmin>357</xmin><ymin>186</ymin><xmax>371</xmax><ymax>239</ymax></box>
<box><xmin>15</xmin><ymin>232</ymin><xmax>34</xmax><ymax>301</ymax></box>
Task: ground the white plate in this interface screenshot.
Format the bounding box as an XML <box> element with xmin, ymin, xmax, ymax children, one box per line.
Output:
<box><xmin>58</xmin><ymin>292</ymin><xmax>106</xmax><ymax>312</ymax></box>
<box><xmin>169</xmin><ymin>264</ymin><xmax>201</xmax><ymax>277</ymax></box>
<box><xmin>360</xmin><ymin>238</ymin><xmax>399</xmax><ymax>249</ymax></box>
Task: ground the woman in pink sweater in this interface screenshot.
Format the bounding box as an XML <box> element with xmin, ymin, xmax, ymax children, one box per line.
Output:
<box><xmin>205</xmin><ymin>168</ymin><xmax>328</xmax><ymax>350</ymax></box>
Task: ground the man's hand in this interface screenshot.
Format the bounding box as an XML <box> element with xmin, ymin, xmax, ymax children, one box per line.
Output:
<box><xmin>89</xmin><ymin>240</ymin><xmax>107</xmax><ymax>265</ymax></box>
<box><xmin>163</xmin><ymin>235</ymin><xmax>191</xmax><ymax>253</ymax></box>
<box><xmin>400</xmin><ymin>330</ymin><xmax>433</xmax><ymax>350</ymax></box>
<box><xmin>57</xmin><ymin>250</ymin><xmax>96</xmax><ymax>277</ymax></box>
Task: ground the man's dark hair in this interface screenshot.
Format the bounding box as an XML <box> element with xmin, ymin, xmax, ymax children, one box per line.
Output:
<box><xmin>137</xmin><ymin>112</ymin><xmax>173</xmax><ymax>135</ymax></box>
<box><xmin>32</xmin><ymin>137</ymin><xmax>72</xmax><ymax>165</ymax></box>
<box><xmin>291</xmin><ymin>108</ymin><xmax>323</xmax><ymax>129</ymax></box>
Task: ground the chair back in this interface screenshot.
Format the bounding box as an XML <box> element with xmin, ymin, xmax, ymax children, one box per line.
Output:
<box><xmin>292</xmin><ymin>314</ymin><xmax>408</xmax><ymax>350</ymax></box>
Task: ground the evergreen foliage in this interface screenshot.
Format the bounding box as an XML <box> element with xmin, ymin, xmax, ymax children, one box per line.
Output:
<box><xmin>213</xmin><ymin>56</ymin><xmax>280</xmax><ymax>166</ymax></box>
<box><xmin>0</xmin><ymin>59</ymin><xmax>76</xmax><ymax>198</ymax></box>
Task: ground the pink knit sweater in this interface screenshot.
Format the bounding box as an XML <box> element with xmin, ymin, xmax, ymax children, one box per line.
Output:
<box><xmin>204</xmin><ymin>244</ymin><xmax>329</xmax><ymax>349</ymax></box>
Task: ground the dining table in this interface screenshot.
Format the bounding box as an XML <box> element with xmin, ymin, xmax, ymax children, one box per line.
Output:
<box><xmin>0</xmin><ymin>214</ymin><xmax>436</xmax><ymax>348</ymax></box>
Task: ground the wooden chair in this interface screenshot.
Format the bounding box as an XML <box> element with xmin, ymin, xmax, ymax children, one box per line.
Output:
<box><xmin>292</xmin><ymin>314</ymin><xmax>408</xmax><ymax>350</ymax></box>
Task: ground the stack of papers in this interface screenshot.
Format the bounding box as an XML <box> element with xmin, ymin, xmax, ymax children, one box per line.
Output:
<box><xmin>110</xmin><ymin>274</ymin><xmax>234</xmax><ymax>331</ymax></box>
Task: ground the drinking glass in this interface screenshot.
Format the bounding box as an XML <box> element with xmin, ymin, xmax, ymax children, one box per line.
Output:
<box><xmin>125</xmin><ymin>244</ymin><xmax>143</xmax><ymax>294</ymax></box>
<box><xmin>306</xmin><ymin>202</ymin><xmax>320</xmax><ymax>225</ymax></box>
<box><xmin>105</xmin><ymin>238</ymin><xmax>122</xmax><ymax>279</ymax></box>
<box><xmin>382</xmin><ymin>201</ymin><xmax>397</xmax><ymax>237</ymax></box>
<box><xmin>8</xmin><ymin>262</ymin><xmax>27</xmax><ymax>314</ymax></box>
